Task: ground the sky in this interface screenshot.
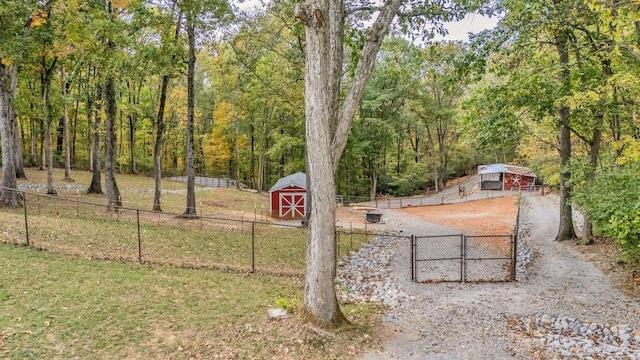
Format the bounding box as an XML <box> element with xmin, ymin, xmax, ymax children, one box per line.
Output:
<box><xmin>235</xmin><ymin>1</ymin><xmax>500</xmax><ymax>42</ymax></box>
<box><xmin>439</xmin><ymin>13</ymin><xmax>500</xmax><ymax>41</ymax></box>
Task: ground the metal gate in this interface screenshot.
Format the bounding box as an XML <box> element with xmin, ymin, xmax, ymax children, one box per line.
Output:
<box><xmin>411</xmin><ymin>234</ymin><xmax>516</xmax><ymax>283</ymax></box>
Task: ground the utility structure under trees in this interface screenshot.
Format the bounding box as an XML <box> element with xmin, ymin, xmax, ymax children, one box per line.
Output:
<box><xmin>294</xmin><ymin>0</ymin><xmax>483</xmax><ymax>326</ymax></box>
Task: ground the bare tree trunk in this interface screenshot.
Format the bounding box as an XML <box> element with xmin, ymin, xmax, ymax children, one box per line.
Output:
<box><xmin>104</xmin><ymin>76</ymin><xmax>121</xmax><ymax>209</ymax></box>
<box><xmin>43</xmin><ymin>58</ymin><xmax>57</xmax><ymax>196</ymax></box>
<box><xmin>581</xmin><ymin>108</ymin><xmax>603</xmax><ymax>243</ymax></box>
<box><xmin>0</xmin><ymin>65</ymin><xmax>20</xmax><ymax>207</ymax></box>
<box><xmin>40</xmin><ymin>115</ymin><xmax>45</xmax><ymax>170</ymax></box>
<box><xmin>183</xmin><ymin>12</ymin><xmax>197</xmax><ymax>217</ymax></box>
<box><xmin>295</xmin><ymin>0</ymin><xmax>343</xmax><ymax>326</ymax></box>
<box><xmin>153</xmin><ymin>9</ymin><xmax>181</xmax><ymax>211</ymax></box>
<box><xmin>233</xmin><ymin>88</ymin><xmax>241</xmax><ymax>190</ymax></box>
<box><xmin>153</xmin><ymin>75</ymin><xmax>170</xmax><ymax>212</ymax></box>
<box><xmin>370</xmin><ymin>169</ymin><xmax>377</xmax><ymax>201</ymax></box>
<box><xmin>257</xmin><ymin>107</ymin><xmax>269</xmax><ymax>193</ymax></box>
<box><xmin>9</xmin><ymin>67</ymin><xmax>25</xmax><ymax>179</ymax></box>
<box><xmin>87</xmin><ymin>83</ymin><xmax>103</xmax><ymax>194</ymax></box>
<box><xmin>61</xmin><ymin>65</ymin><xmax>72</xmax><ymax>181</ymax></box>
<box><xmin>127</xmin><ymin>78</ymin><xmax>142</xmax><ymax>175</ymax></box>
<box><xmin>30</xmin><ymin>114</ymin><xmax>36</xmax><ymax>166</ymax></box>
<box><xmin>295</xmin><ymin>0</ymin><xmax>401</xmax><ymax>327</ymax></box>
<box><xmin>555</xmin><ymin>33</ymin><xmax>575</xmax><ymax>241</ymax></box>
<box><xmin>129</xmin><ymin>108</ymin><xmax>137</xmax><ymax>174</ymax></box>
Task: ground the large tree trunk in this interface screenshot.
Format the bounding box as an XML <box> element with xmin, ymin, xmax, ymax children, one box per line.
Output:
<box><xmin>296</xmin><ymin>0</ymin><xmax>343</xmax><ymax>326</ymax></box>
<box><xmin>555</xmin><ymin>33</ymin><xmax>576</xmax><ymax>241</ymax></box>
<box><xmin>295</xmin><ymin>0</ymin><xmax>401</xmax><ymax>327</ymax></box>
<box><xmin>183</xmin><ymin>13</ymin><xmax>197</xmax><ymax>217</ymax></box>
<box><xmin>0</xmin><ymin>65</ymin><xmax>20</xmax><ymax>207</ymax></box>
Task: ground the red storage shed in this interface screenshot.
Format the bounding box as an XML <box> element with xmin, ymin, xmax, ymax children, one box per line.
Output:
<box><xmin>269</xmin><ymin>172</ymin><xmax>307</xmax><ymax>219</ymax></box>
<box><xmin>478</xmin><ymin>164</ymin><xmax>537</xmax><ymax>191</ymax></box>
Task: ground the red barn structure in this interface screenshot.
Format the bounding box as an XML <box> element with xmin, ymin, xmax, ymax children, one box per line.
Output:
<box><xmin>269</xmin><ymin>172</ymin><xmax>307</xmax><ymax>219</ymax></box>
<box><xmin>478</xmin><ymin>164</ymin><xmax>537</xmax><ymax>191</ymax></box>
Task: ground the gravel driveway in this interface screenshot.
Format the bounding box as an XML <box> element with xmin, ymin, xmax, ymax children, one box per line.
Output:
<box><xmin>358</xmin><ymin>195</ymin><xmax>640</xmax><ymax>359</ymax></box>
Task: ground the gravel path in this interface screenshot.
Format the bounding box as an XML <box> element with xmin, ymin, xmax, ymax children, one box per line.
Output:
<box><xmin>346</xmin><ymin>195</ymin><xmax>640</xmax><ymax>359</ymax></box>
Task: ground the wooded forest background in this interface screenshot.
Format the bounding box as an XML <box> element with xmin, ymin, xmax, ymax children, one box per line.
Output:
<box><xmin>1</xmin><ymin>0</ymin><xmax>640</xmax><ymax>261</ymax></box>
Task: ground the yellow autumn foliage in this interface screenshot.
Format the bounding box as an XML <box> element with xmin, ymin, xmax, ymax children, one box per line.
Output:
<box><xmin>31</xmin><ymin>10</ymin><xmax>47</xmax><ymax>27</ymax></box>
<box><xmin>614</xmin><ymin>136</ymin><xmax>640</xmax><ymax>165</ymax></box>
<box><xmin>112</xmin><ymin>0</ymin><xmax>132</xmax><ymax>10</ymax></box>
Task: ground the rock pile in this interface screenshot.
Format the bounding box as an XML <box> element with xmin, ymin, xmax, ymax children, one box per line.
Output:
<box><xmin>516</xmin><ymin>312</ymin><xmax>640</xmax><ymax>358</ymax></box>
<box><xmin>515</xmin><ymin>200</ymin><xmax>535</xmax><ymax>280</ymax></box>
<box><xmin>335</xmin><ymin>234</ymin><xmax>411</xmax><ymax>308</ymax></box>
<box><xmin>515</xmin><ymin>241</ymin><xmax>534</xmax><ymax>280</ymax></box>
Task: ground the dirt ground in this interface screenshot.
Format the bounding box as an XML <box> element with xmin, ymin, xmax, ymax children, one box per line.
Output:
<box><xmin>336</xmin><ymin>196</ymin><xmax>518</xmax><ymax>236</ymax></box>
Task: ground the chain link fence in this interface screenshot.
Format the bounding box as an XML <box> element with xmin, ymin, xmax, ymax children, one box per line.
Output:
<box><xmin>1</xmin><ymin>187</ymin><xmax>520</xmax><ymax>283</ymax></box>
<box><xmin>412</xmin><ymin>234</ymin><xmax>516</xmax><ymax>283</ymax></box>
<box><xmin>0</xmin><ymin>188</ymin><xmax>373</xmax><ymax>277</ymax></box>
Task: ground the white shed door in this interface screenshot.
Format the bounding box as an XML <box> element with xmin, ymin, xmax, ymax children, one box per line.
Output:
<box><xmin>280</xmin><ymin>193</ymin><xmax>306</xmax><ymax>218</ymax></box>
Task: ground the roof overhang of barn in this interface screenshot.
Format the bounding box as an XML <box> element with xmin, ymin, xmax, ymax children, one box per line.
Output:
<box><xmin>269</xmin><ymin>172</ymin><xmax>307</xmax><ymax>193</ymax></box>
<box><xmin>477</xmin><ymin>164</ymin><xmax>537</xmax><ymax>178</ymax></box>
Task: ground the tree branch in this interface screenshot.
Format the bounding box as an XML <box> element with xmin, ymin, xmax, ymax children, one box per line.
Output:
<box><xmin>345</xmin><ymin>6</ymin><xmax>380</xmax><ymax>15</ymax></box>
<box><xmin>331</xmin><ymin>0</ymin><xmax>403</xmax><ymax>171</ymax></box>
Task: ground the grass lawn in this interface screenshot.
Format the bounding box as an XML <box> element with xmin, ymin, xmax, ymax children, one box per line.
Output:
<box><xmin>0</xmin><ymin>245</ymin><xmax>379</xmax><ymax>359</ymax></box>
<box><xmin>0</xmin><ymin>168</ymin><xmax>381</xmax><ymax>358</ymax></box>
<box><xmin>15</xmin><ymin>168</ymin><xmax>270</xmax><ymax>219</ymax></box>
<box><xmin>2</xmin><ymin>168</ymin><xmax>371</xmax><ymax>275</ymax></box>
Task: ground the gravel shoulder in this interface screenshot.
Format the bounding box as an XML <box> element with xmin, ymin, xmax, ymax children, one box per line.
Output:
<box><xmin>357</xmin><ymin>195</ymin><xmax>640</xmax><ymax>359</ymax></box>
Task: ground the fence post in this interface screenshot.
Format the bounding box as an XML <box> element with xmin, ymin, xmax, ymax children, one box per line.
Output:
<box><xmin>200</xmin><ymin>205</ymin><xmax>203</xmax><ymax>230</ymax></box>
<box><xmin>410</xmin><ymin>235</ymin><xmax>415</xmax><ymax>282</ymax></box>
<box><xmin>251</xmin><ymin>222</ymin><xmax>255</xmax><ymax>273</ymax></box>
<box><xmin>23</xmin><ymin>192</ymin><xmax>30</xmax><ymax>246</ymax></box>
<box><xmin>137</xmin><ymin>210</ymin><xmax>142</xmax><ymax>263</ymax></box>
<box><xmin>350</xmin><ymin>222</ymin><xmax>353</xmax><ymax>251</ymax></box>
<box><xmin>461</xmin><ymin>235</ymin><xmax>466</xmax><ymax>283</ymax></box>
<box><xmin>511</xmin><ymin>234</ymin><xmax>518</xmax><ymax>281</ymax></box>
<box><xmin>334</xmin><ymin>229</ymin><xmax>338</xmax><ymax>277</ymax></box>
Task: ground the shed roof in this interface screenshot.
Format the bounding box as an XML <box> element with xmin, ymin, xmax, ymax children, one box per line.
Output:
<box><xmin>269</xmin><ymin>172</ymin><xmax>307</xmax><ymax>192</ymax></box>
<box><xmin>477</xmin><ymin>164</ymin><xmax>536</xmax><ymax>178</ymax></box>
